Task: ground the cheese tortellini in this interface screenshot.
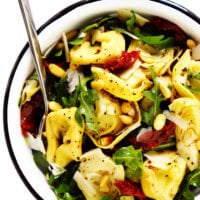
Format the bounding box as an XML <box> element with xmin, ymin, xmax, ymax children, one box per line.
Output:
<box><xmin>85</xmin><ymin>90</ymin><xmax>141</xmax><ymax>149</ymax></box>
<box><xmin>141</xmin><ymin>151</ymin><xmax>186</xmax><ymax>200</ymax></box>
<box><xmin>46</xmin><ymin>107</ymin><xmax>84</xmax><ymax>167</ymax></box>
<box><xmin>70</xmin><ymin>30</ymin><xmax>125</xmax><ymax>69</ymax></box>
<box><xmin>91</xmin><ymin>66</ymin><xmax>151</xmax><ymax>102</ymax></box>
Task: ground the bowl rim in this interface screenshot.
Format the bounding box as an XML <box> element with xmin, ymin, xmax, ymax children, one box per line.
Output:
<box><xmin>3</xmin><ymin>0</ymin><xmax>200</xmax><ymax>199</ymax></box>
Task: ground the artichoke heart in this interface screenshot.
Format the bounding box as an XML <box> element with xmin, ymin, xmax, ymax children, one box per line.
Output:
<box><xmin>141</xmin><ymin>151</ymin><xmax>186</xmax><ymax>200</ymax></box>
<box><xmin>20</xmin><ymin>79</ymin><xmax>40</xmax><ymax>105</ymax></box>
<box><xmin>128</xmin><ymin>40</ymin><xmax>175</xmax><ymax>76</ymax></box>
<box><xmin>172</xmin><ymin>49</ymin><xmax>200</xmax><ymax>100</ymax></box>
<box><xmin>46</xmin><ymin>107</ymin><xmax>84</xmax><ymax>167</ymax></box>
<box><xmin>169</xmin><ymin>97</ymin><xmax>200</xmax><ymax>171</ymax></box>
<box><xmin>73</xmin><ymin>148</ymin><xmax>124</xmax><ymax>200</ymax></box>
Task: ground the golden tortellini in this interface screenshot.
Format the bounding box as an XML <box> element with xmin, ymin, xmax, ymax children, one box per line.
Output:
<box><xmin>91</xmin><ymin>66</ymin><xmax>150</xmax><ymax>102</ymax></box>
<box><xmin>70</xmin><ymin>29</ymin><xmax>125</xmax><ymax>69</ymax></box>
<box><xmin>141</xmin><ymin>151</ymin><xmax>186</xmax><ymax>200</ymax></box>
<box><xmin>85</xmin><ymin>90</ymin><xmax>141</xmax><ymax>149</ymax></box>
<box><xmin>45</xmin><ymin>107</ymin><xmax>84</xmax><ymax>167</ymax></box>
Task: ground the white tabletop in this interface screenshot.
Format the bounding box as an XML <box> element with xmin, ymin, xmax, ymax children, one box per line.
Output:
<box><xmin>0</xmin><ymin>0</ymin><xmax>199</xmax><ymax>199</ymax></box>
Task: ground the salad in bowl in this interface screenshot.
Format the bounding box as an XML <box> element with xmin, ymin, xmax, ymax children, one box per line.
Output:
<box><xmin>4</xmin><ymin>0</ymin><xmax>200</xmax><ymax>200</ymax></box>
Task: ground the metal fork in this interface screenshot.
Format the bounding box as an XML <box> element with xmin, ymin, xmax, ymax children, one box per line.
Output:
<box><xmin>18</xmin><ymin>0</ymin><xmax>48</xmax><ymax>152</ymax></box>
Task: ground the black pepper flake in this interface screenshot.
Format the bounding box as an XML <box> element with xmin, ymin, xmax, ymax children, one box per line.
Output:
<box><xmin>66</xmin><ymin>140</ymin><xmax>71</xmax><ymax>144</ymax></box>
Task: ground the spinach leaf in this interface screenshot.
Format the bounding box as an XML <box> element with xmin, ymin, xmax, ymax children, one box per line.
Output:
<box><xmin>101</xmin><ymin>196</ymin><xmax>112</xmax><ymax>200</ymax></box>
<box><xmin>69</xmin><ymin>38</ymin><xmax>83</xmax><ymax>46</ymax></box>
<box><xmin>112</xmin><ymin>146</ymin><xmax>143</xmax><ymax>179</ymax></box>
<box><xmin>82</xmin><ymin>16</ymin><xmax>115</xmax><ymax>32</ymax></box>
<box><xmin>61</xmin><ymin>85</ymin><xmax>79</xmax><ymax>108</ymax></box>
<box><xmin>111</xmin><ymin>26</ymin><xmax>174</xmax><ymax>48</ymax></box>
<box><xmin>75</xmin><ymin>75</ymin><xmax>99</xmax><ymax>134</ymax></box>
<box><xmin>125</xmin><ymin>10</ymin><xmax>175</xmax><ymax>48</ymax></box>
<box><xmin>134</xmin><ymin>30</ymin><xmax>175</xmax><ymax>48</ymax></box>
<box><xmin>126</xmin><ymin>10</ymin><xmax>136</xmax><ymax>31</ymax></box>
<box><xmin>192</xmin><ymin>72</ymin><xmax>200</xmax><ymax>80</ymax></box>
<box><xmin>32</xmin><ymin>150</ymin><xmax>49</xmax><ymax>174</ymax></box>
<box><xmin>53</xmin><ymin>76</ymin><xmax>70</xmax><ymax>106</ymax></box>
<box><xmin>28</xmin><ymin>72</ymin><xmax>38</xmax><ymax>81</ymax></box>
<box><xmin>53</xmin><ymin>72</ymin><xmax>99</xmax><ymax>133</ymax></box>
<box><xmin>47</xmin><ymin>162</ymin><xmax>85</xmax><ymax>200</ymax></box>
<box><xmin>141</xmin><ymin>66</ymin><xmax>164</xmax><ymax>126</ymax></box>
<box><xmin>54</xmin><ymin>49</ymin><xmax>63</xmax><ymax>57</ymax></box>
<box><xmin>185</xmin><ymin>86</ymin><xmax>200</xmax><ymax>93</ymax></box>
<box><xmin>175</xmin><ymin>167</ymin><xmax>200</xmax><ymax>200</ymax></box>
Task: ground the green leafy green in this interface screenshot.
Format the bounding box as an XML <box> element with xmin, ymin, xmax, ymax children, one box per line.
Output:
<box><xmin>75</xmin><ymin>75</ymin><xmax>99</xmax><ymax>134</ymax></box>
<box><xmin>133</xmin><ymin>30</ymin><xmax>175</xmax><ymax>48</ymax></box>
<box><xmin>57</xmin><ymin>193</ymin><xmax>76</xmax><ymax>200</ymax></box>
<box><xmin>82</xmin><ymin>16</ymin><xmax>115</xmax><ymax>32</ymax></box>
<box><xmin>185</xmin><ymin>86</ymin><xmax>200</xmax><ymax>93</ymax></box>
<box><xmin>47</xmin><ymin>162</ymin><xmax>85</xmax><ymax>200</ymax></box>
<box><xmin>32</xmin><ymin>150</ymin><xmax>49</xmax><ymax>174</ymax></box>
<box><xmin>69</xmin><ymin>38</ymin><xmax>83</xmax><ymax>46</ymax></box>
<box><xmin>54</xmin><ymin>49</ymin><xmax>63</xmax><ymax>57</ymax></box>
<box><xmin>101</xmin><ymin>196</ymin><xmax>112</xmax><ymax>200</ymax></box>
<box><xmin>110</xmin><ymin>10</ymin><xmax>174</xmax><ymax>48</ymax></box>
<box><xmin>61</xmin><ymin>85</ymin><xmax>79</xmax><ymax>108</ymax></box>
<box><xmin>126</xmin><ymin>10</ymin><xmax>136</xmax><ymax>31</ymax></box>
<box><xmin>175</xmin><ymin>167</ymin><xmax>200</xmax><ymax>200</ymax></box>
<box><xmin>52</xmin><ymin>73</ymin><xmax>99</xmax><ymax>133</ymax></box>
<box><xmin>32</xmin><ymin>150</ymin><xmax>85</xmax><ymax>199</ymax></box>
<box><xmin>28</xmin><ymin>72</ymin><xmax>39</xmax><ymax>81</ymax></box>
<box><xmin>112</xmin><ymin>146</ymin><xmax>143</xmax><ymax>179</ymax></box>
<box><xmin>191</xmin><ymin>72</ymin><xmax>200</xmax><ymax>80</ymax></box>
<box><xmin>111</xmin><ymin>26</ymin><xmax>174</xmax><ymax>48</ymax></box>
<box><xmin>141</xmin><ymin>66</ymin><xmax>164</xmax><ymax>126</ymax></box>
<box><xmin>53</xmin><ymin>75</ymin><xmax>70</xmax><ymax>106</ymax></box>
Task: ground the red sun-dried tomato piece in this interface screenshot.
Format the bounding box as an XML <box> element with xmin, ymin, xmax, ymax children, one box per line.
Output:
<box><xmin>115</xmin><ymin>180</ymin><xmax>146</xmax><ymax>200</ymax></box>
<box><xmin>130</xmin><ymin>121</ymin><xmax>176</xmax><ymax>151</ymax></box>
<box><xmin>149</xmin><ymin>17</ymin><xmax>188</xmax><ymax>47</ymax></box>
<box><xmin>20</xmin><ymin>92</ymin><xmax>44</xmax><ymax>137</ymax></box>
<box><xmin>104</xmin><ymin>50</ymin><xmax>140</xmax><ymax>73</ymax></box>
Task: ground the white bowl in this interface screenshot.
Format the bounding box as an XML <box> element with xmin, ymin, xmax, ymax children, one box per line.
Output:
<box><xmin>3</xmin><ymin>0</ymin><xmax>200</xmax><ymax>199</ymax></box>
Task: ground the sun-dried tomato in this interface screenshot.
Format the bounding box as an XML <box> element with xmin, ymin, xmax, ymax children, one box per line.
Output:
<box><xmin>130</xmin><ymin>121</ymin><xmax>176</xmax><ymax>151</ymax></box>
<box><xmin>20</xmin><ymin>92</ymin><xmax>44</xmax><ymax>137</ymax></box>
<box><xmin>149</xmin><ymin>17</ymin><xmax>188</xmax><ymax>47</ymax></box>
<box><xmin>103</xmin><ymin>50</ymin><xmax>140</xmax><ymax>73</ymax></box>
<box><xmin>114</xmin><ymin>180</ymin><xmax>146</xmax><ymax>200</ymax></box>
